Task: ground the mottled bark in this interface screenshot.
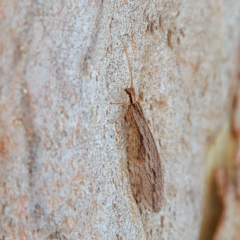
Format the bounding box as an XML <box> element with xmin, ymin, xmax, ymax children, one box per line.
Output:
<box><xmin>0</xmin><ymin>0</ymin><xmax>240</xmax><ymax>239</ymax></box>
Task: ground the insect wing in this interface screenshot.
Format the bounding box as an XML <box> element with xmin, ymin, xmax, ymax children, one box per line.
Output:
<box><xmin>126</xmin><ymin>102</ymin><xmax>163</xmax><ymax>212</ymax></box>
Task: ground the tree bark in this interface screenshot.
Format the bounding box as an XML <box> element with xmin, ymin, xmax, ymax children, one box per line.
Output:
<box><xmin>0</xmin><ymin>0</ymin><xmax>240</xmax><ymax>239</ymax></box>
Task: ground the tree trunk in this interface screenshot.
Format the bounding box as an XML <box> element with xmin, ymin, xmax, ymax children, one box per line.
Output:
<box><xmin>0</xmin><ymin>0</ymin><xmax>240</xmax><ymax>239</ymax></box>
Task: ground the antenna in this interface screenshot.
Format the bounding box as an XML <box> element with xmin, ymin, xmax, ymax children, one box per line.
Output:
<box><xmin>119</xmin><ymin>37</ymin><xmax>133</xmax><ymax>89</ymax></box>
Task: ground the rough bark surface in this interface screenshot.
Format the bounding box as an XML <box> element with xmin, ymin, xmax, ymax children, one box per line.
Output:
<box><xmin>0</xmin><ymin>0</ymin><xmax>240</xmax><ymax>239</ymax></box>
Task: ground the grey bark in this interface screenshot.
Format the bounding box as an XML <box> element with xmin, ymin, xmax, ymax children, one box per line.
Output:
<box><xmin>0</xmin><ymin>0</ymin><xmax>240</xmax><ymax>239</ymax></box>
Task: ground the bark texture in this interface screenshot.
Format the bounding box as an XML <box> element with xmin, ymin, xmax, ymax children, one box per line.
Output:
<box><xmin>0</xmin><ymin>0</ymin><xmax>240</xmax><ymax>239</ymax></box>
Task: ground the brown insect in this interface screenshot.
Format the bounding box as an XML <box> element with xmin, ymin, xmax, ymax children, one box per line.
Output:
<box><xmin>113</xmin><ymin>40</ymin><xmax>164</xmax><ymax>213</ymax></box>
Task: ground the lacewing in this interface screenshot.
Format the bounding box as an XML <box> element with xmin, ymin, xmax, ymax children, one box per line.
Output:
<box><xmin>114</xmin><ymin>40</ymin><xmax>164</xmax><ymax>213</ymax></box>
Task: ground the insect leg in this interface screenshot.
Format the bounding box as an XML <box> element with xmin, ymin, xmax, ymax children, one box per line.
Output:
<box><xmin>110</xmin><ymin>102</ymin><xmax>129</xmax><ymax>108</ymax></box>
<box><xmin>111</xmin><ymin>113</ymin><xmax>127</xmax><ymax>124</ymax></box>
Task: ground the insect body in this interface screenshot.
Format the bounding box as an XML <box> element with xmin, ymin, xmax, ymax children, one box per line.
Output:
<box><xmin>124</xmin><ymin>87</ymin><xmax>164</xmax><ymax>213</ymax></box>
<box><xmin>115</xmin><ymin>40</ymin><xmax>164</xmax><ymax>213</ymax></box>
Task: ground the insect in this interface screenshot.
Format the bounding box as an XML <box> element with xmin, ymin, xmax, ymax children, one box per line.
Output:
<box><xmin>113</xmin><ymin>39</ymin><xmax>164</xmax><ymax>213</ymax></box>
